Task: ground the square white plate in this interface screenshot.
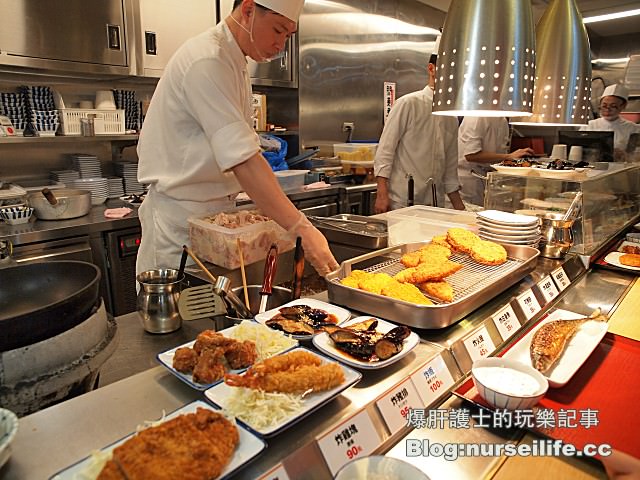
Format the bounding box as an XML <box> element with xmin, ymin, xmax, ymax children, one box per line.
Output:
<box><xmin>502</xmin><ymin>309</ymin><xmax>609</xmax><ymax>388</ymax></box>
<box><xmin>204</xmin><ymin>347</ymin><xmax>361</xmax><ymax>437</ymax></box>
<box><xmin>49</xmin><ymin>401</ymin><xmax>266</xmax><ymax>480</ymax></box>
<box><xmin>312</xmin><ymin>316</ymin><xmax>419</xmax><ymax>369</ymax></box>
<box><xmin>254</xmin><ymin>298</ymin><xmax>351</xmax><ymax>340</ymax></box>
<box><xmin>157</xmin><ymin>323</ymin><xmax>298</xmax><ymax>390</ymax></box>
<box><xmin>604</xmin><ymin>251</ymin><xmax>640</xmax><ymax>272</ymax></box>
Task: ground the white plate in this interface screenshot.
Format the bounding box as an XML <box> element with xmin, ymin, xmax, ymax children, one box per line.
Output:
<box><xmin>312</xmin><ymin>316</ymin><xmax>420</xmax><ymax>370</ymax></box>
<box><xmin>477</xmin><ymin>209</ymin><xmax>539</xmax><ymax>227</ymax></box>
<box><xmin>157</xmin><ymin>323</ymin><xmax>298</xmax><ymax>390</ymax></box>
<box><xmin>254</xmin><ymin>298</ymin><xmax>351</xmax><ymax>340</ymax></box>
<box><xmin>204</xmin><ymin>347</ymin><xmax>361</xmax><ymax>437</ymax></box>
<box><xmin>491</xmin><ymin>164</ymin><xmax>535</xmax><ymax>176</ymax></box>
<box><xmin>604</xmin><ymin>251</ymin><xmax>640</xmax><ymax>272</ymax></box>
<box><xmin>532</xmin><ymin>167</ymin><xmax>588</xmax><ymax>180</ymax></box>
<box><xmin>49</xmin><ymin>401</ymin><xmax>266</xmax><ymax>480</ymax></box>
<box><xmin>502</xmin><ymin>309</ymin><xmax>609</xmax><ymax>388</ymax></box>
<box><xmin>477</xmin><ymin>221</ymin><xmax>540</xmax><ymax>235</ymax></box>
<box><xmin>478</xmin><ymin>228</ymin><xmax>540</xmax><ymax>242</ymax></box>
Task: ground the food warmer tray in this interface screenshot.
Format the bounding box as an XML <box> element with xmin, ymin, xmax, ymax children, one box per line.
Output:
<box><xmin>326</xmin><ymin>242</ymin><xmax>539</xmax><ymax>329</ymax></box>
<box><xmin>309</xmin><ymin>214</ymin><xmax>387</xmax><ymax>249</ymax></box>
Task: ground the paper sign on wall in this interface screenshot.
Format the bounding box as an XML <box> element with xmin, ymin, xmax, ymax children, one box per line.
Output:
<box><xmin>384</xmin><ymin>82</ymin><xmax>396</xmax><ymax>123</ymax></box>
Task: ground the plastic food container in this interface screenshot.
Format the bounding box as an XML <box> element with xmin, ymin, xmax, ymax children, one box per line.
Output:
<box><xmin>274</xmin><ymin>170</ymin><xmax>309</xmax><ymax>192</ymax></box>
<box><xmin>385</xmin><ymin>205</ymin><xmax>477</xmax><ymax>246</ymax></box>
<box><xmin>189</xmin><ymin>210</ymin><xmax>295</xmax><ymax>269</ymax></box>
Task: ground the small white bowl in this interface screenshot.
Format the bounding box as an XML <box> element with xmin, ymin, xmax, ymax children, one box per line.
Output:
<box><xmin>472</xmin><ymin>357</ymin><xmax>548</xmax><ymax>410</ymax></box>
<box><xmin>0</xmin><ymin>408</ymin><xmax>19</xmax><ymax>470</ymax></box>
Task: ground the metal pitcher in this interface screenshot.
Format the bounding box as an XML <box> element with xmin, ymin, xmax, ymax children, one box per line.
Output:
<box><xmin>539</xmin><ymin>213</ymin><xmax>575</xmax><ymax>259</ymax></box>
<box><xmin>136</xmin><ymin>268</ymin><xmax>184</xmax><ymax>333</ymax></box>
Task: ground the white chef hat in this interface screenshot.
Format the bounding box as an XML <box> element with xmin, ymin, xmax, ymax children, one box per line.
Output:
<box><xmin>256</xmin><ymin>0</ymin><xmax>304</xmax><ymax>22</ymax></box>
<box><xmin>601</xmin><ymin>84</ymin><xmax>629</xmax><ymax>103</ymax></box>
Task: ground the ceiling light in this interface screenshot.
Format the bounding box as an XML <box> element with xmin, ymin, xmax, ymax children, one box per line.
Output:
<box><xmin>432</xmin><ymin>0</ymin><xmax>536</xmax><ymax>117</ymax></box>
<box><xmin>512</xmin><ymin>0</ymin><xmax>591</xmax><ymax>126</ymax></box>
<box><xmin>583</xmin><ymin>8</ymin><xmax>640</xmax><ymax>24</ymax></box>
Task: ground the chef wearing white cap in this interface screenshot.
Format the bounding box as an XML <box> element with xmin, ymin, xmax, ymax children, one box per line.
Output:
<box><xmin>137</xmin><ymin>0</ymin><xmax>339</xmax><ymax>277</ymax></box>
<box><xmin>580</xmin><ymin>84</ymin><xmax>640</xmax><ymax>161</ymax></box>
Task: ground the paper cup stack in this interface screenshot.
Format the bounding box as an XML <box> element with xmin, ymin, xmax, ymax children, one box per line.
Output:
<box><xmin>476</xmin><ymin>210</ymin><xmax>541</xmax><ymax>247</ymax></box>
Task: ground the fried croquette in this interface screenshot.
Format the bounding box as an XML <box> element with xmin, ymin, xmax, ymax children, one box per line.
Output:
<box><xmin>394</xmin><ymin>259</ymin><xmax>463</xmax><ymax>284</ymax></box>
<box><xmin>418</xmin><ymin>280</ymin><xmax>454</xmax><ymax>303</ymax></box>
<box><xmin>382</xmin><ymin>282</ymin><xmax>433</xmax><ymax>305</ymax></box>
<box><xmin>620</xmin><ymin>253</ymin><xmax>640</xmax><ymax>267</ymax></box>
<box><xmin>446</xmin><ymin>228</ymin><xmax>481</xmax><ymax>254</ymax></box>
<box><xmin>400</xmin><ymin>244</ymin><xmax>453</xmax><ymax>268</ymax></box>
<box><xmin>469</xmin><ymin>240</ymin><xmax>508</xmax><ymax>266</ymax></box>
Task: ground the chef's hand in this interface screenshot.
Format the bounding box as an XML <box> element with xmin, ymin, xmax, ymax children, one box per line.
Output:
<box><xmin>509</xmin><ymin>148</ymin><xmax>536</xmax><ymax>159</ymax></box>
<box><xmin>375</xmin><ymin>192</ymin><xmax>390</xmax><ymax>214</ymax></box>
<box><xmin>288</xmin><ymin>213</ymin><xmax>339</xmax><ymax>276</ymax></box>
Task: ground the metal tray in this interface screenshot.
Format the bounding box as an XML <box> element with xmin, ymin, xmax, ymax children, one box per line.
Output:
<box><xmin>326</xmin><ymin>242</ymin><xmax>539</xmax><ymax>329</ymax></box>
<box><xmin>310</xmin><ymin>214</ymin><xmax>387</xmax><ymax>249</ymax></box>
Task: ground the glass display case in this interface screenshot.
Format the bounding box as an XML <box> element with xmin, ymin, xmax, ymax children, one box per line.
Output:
<box><xmin>484</xmin><ymin>164</ymin><xmax>640</xmax><ymax>256</ymax></box>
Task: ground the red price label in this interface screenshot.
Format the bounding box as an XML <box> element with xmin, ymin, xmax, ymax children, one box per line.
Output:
<box><xmin>429</xmin><ymin>379</ymin><xmax>444</xmax><ymax>392</ymax></box>
<box><xmin>346</xmin><ymin>445</ymin><xmax>364</xmax><ymax>460</ymax></box>
<box><xmin>400</xmin><ymin>406</ymin><xmax>410</xmax><ymax>418</ymax></box>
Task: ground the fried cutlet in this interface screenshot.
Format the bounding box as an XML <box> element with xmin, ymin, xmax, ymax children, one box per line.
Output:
<box><xmin>358</xmin><ymin>272</ymin><xmax>395</xmax><ymax>295</ymax></box>
<box><xmin>340</xmin><ymin>269</ymin><xmax>368</xmax><ymax>288</ymax></box>
<box><xmin>469</xmin><ymin>240</ymin><xmax>508</xmax><ymax>266</ymax></box>
<box><xmin>418</xmin><ymin>280</ymin><xmax>454</xmax><ymax>303</ymax></box>
<box><xmin>400</xmin><ymin>244</ymin><xmax>452</xmax><ymax>268</ymax></box>
<box><xmin>394</xmin><ymin>259</ymin><xmax>463</xmax><ymax>284</ymax></box>
<box><xmin>382</xmin><ymin>282</ymin><xmax>433</xmax><ymax>305</ymax></box>
<box><xmin>446</xmin><ymin>228</ymin><xmax>481</xmax><ymax>254</ymax></box>
<box><xmin>430</xmin><ymin>235</ymin><xmax>451</xmax><ymax>249</ymax></box>
<box><xmin>98</xmin><ymin>408</ymin><xmax>238</xmax><ymax>480</ymax></box>
<box><xmin>620</xmin><ymin>253</ymin><xmax>640</xmax><ymax>267</ymax></box>
<box><xmin>621</xmin><ymin>245</ymin><xmax>640</xmax><ymax>255</ymax></box>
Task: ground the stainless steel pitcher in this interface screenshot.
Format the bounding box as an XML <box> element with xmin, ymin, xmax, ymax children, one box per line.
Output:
<box><xmin>136</xmin><ymin>268</ymin><xmax>183</xmax><ymax>333</ymax></box>
<box><xmin>539</xmin><ymin>213</ymin><xmax>575</xmax><ymax>259</ymax></box>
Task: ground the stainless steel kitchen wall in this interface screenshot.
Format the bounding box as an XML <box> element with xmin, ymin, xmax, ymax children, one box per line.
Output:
<box><xmin>298</xmin><ymin>0</ymin><xmax>445</xmax><ymax>152</ymax></box>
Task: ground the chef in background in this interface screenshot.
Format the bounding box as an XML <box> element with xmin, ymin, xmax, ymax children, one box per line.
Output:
<box><xmin>457</xmin><ymin>117</ymin><xmax>534</xmax><ymax>207</ymax></box>
<box><xmin>374</xmin><ymin>44</ymin><xmax>465</xmax><ymax>213</ymax></box>
<box><xmin>136</xmin><ymin>0</ymin><xmax>338</xmax><ymax>276</ymax></box>
<box><xmin>580</xmin><ymin>84</ymin><xmax>640</xmax><ymax>161</ymax></box>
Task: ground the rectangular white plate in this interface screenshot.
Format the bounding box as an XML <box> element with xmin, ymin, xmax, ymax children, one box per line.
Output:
<box><xmin>204</xmin><ymin>347</ymin><xmax>361</xmax><ymax>437</ymax></box>
<box><xmin>312</xmin><ymin>316</ymin><xmax>419</xmax><ymax>370</ymax></box>
<box><xmin>502</xmin><ymin>309</ymin><xmax>609</xmax><ymax>388</ymax></box>
<box><xmin>604</xmin><ymin>251</ymin><xmax>640</xmax><ymax>272</ymax></box>
<box><xmin>157</xmin><ymin>323</ymin><xmax>298</xmax><ymax>390</ymax></box>
<box><xmin>49</xmin><ymin>400</ymin><xmax>266</xmax><ymax>480</ymax></box>
<box><xmin>254</xmin><ymin>298</ymin><xmax>351</xmax><ymax>340</ymax></box>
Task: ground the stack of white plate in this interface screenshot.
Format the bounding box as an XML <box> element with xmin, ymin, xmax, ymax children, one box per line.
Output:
<box><xmin>71</xmin><ymin>154</ymin><xmax>102</xmax><ymax>179</ymax></box>
<box><xmin>71</xmin><ymin>177</ymin><xmax>108</xmax><ymax>205</ymax></box>
<box><xmin>50</xmin><ymin>170</ymin><xmax>79</xmax><ymax>185</ymax></box>
<box><xmin>476</xmin><ymin>210</ymin><xmax>541</xmax><ymax>247</ymax></box>
<box><xmin>114</xmin><ymin>161</ymin><xmax>145</xmax><ymax>194</ymax></box>
<box><xmin>106</xmin><ymin>176</ymin><xmax>125</xmax><ymax>198</ymax></box>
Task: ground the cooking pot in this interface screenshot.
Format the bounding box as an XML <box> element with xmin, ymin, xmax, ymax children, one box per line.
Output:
<box><xmin>27</xmin><ymin>188</ymin><xmax>91</xmax><ymax>220</ymax></box>
<box><xmin>0</xmin><ymin>261</ymin><xmax>101</xmax><ymax>351</ymax></box>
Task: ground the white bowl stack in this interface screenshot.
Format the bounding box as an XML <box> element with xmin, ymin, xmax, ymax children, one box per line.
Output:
<box><xmin>476</xmin><ymin>210</ymin><xmax>541</xmax><ymax>247</ymax></box>
<box><xmin>71</xmin><ymin>177</ymin><xmax>108</xmax><ymax>205</ymax></box>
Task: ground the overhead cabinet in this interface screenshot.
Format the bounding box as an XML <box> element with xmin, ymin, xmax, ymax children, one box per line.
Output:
<box><xmin>0</xmin><ymin>0</ymin><xmax>129</xmax><ymax>75</ymax></box>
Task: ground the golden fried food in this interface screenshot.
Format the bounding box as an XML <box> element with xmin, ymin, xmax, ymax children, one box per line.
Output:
<box><xmin>358</xmin><ymin>272</ymin><xmax>395</xmax><ymax>294</ymax></box>
<box><xmin>193</xmin><ymin>330</ymin><xmax>236</xmax><ymax>355</ymax></box>
<box><xmin>382</xmin><ymin>281</ymin><xmax>433</xmax><ymax>305</ymax></box>
<box><xmin>394</xmin><ymin>259</ymin><xmax>463</xmax><ymax>284</ymax></box>
<box><xmin>224</xmin><ymin>340</ymin><xmax>258</xmax><ymax>370</ymax></box>
<box><xmin>446</xmin><ymin>227</ymin><xmax>481</xmax><ymax>254</ymax></box>
<box><xmin>98</xmin><ymin>408</ymin><xmax>238</xmax><ymax>480</ymax></box>
<box><xmin>431</xmin><ymin>235</ymin><xmax>451</xmax><ymax>249</ymax></box>
<box><xmin>224</xmin><ymin>350</ymin><xmax>344</xmax><ymax>394</ymax></box>
<box><xmin>172</xmin><ymin>347</ymin><xmax>198</xmax><ymax>373</ymax></box>
<box><xmin>400</xmin><ymin>244</ymin><xmax>452</xmax><ymax>267</ymax></box>
<box><xmin>418</xmin><ymin>280</ymin><xmax>454</xmax><ymax>303</ymax></box>
<box><xmin>620</xmin><ymin>253</ymin><xmax>640</xmax><ymax>267</ymax></box>
<box><xmin>469</xmin><ymin>240</ymin><xmax>508</xmax><ymax>266</ymax></box>
<box><xmin>192</xmin><ymin>349</ymin><xmax>226</xmax><ymax>384</ymax></box>
<box><xmin>621</xmin><ymin>245</ymin><xmax>640</xmax><ymax>255</ymax></box>
<box><xmin>340</xmin><ymin>269</ymin><xmax>368</xmax><ymax>288</ymax></box>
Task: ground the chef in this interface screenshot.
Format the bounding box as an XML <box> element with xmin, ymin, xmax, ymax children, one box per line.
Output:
<box><xmin>457</xmin><ymin>117</ymin><xmax>534</xmax><ymax>207</ymax></box>
<box><xmin>374</xmin><ymin>46</ymin><xmax>465</xmax><ymax>213</ymax></box>
<box><xmin>136</xmin><ymin>0</ymin><xmax>338</xmax><ymax>277</ymax></box>
<box><xmin>580</xmin><ymin>84</ymin><xmax>640</xmax><ymax>161</ymax></box>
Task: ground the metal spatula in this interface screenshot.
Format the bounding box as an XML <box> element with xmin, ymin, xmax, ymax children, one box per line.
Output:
<box><xmin>178</xmin><ymin>284</ymin><xmax>227</xmax><ymax>320</ymax></box>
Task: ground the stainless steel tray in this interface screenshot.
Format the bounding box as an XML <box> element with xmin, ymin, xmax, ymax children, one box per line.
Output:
<box><xmin>326</xmin><ymin>242</ymin><xmax>539</xmax><ymax>329</ymax></box>
<box><xmin>310</xmin><ymin>214</ymin><xmax>387</xmax><ymax>249</ymax></box>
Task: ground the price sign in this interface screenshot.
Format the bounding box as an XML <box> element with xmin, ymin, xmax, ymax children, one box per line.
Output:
<box><xmin>463</xmin><ymin>326</ymin><xmax>496</xmax><ymax>362</ymax></box>
<box><xmin>411</xmin><ymin>354</ymin><xmax>456</xmax><ymax>406</ymax></box>
<box><xmin>551</xmin><ymin>266</ymin><xmax>571</xmax><ymax>291</ymax></box>
<box><xmin>376</xmin><ymin>378</ymin><xmax>422</xmax><ymax>434</ymax></box>
<box><xmin>317</xmin><ymin>409</ymin><xmax>381</xmax><ymax>476</ymax></box>
<box><xmin>258</xmin><ymin>464</ymin><xmax>290</xmax><ymax>480</ymax></box>
<box><xmin>491</xmin><ymin>304</ymin><xmax>520</xmax><ymax>341</ymax></box>
<box><xmin>537</xmin><ymin>276</ymin><xmax>560</xmax><ymax>303</ymax></box>
<box><xmin>517</xmin><ymin>289</ymin><xmax>541</xmax><ymax>320</ymax></box>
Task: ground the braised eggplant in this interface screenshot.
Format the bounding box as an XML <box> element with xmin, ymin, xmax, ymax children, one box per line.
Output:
<box><xmin>329</xmin><ymin>321</ymin><xmax>412</xmax><ymax>362</ymax></box>
<box><xmin>265</xmin><ymin>304</ymin><xmax>339</xmax><ymax>336</ymax></box>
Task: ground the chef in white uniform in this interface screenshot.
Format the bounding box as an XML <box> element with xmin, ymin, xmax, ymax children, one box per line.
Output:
<box><xmin>457</xmin><ymin>117</ymin><xmax>534</xmax><ymax>207</ymax></box>
<box><xmin>580</xmin><ymin>84</ymin><xmax>640</xmax><ymax>161</ymax></box>
<box><xmin>374</xmin><ymin>49</ymin><xmax>464</xmax><ymax>213</ymax></box>
<box><xmin>136</xmin><ymin>0</ymin><xmax>338</xmax><ymax>276</ymax></box>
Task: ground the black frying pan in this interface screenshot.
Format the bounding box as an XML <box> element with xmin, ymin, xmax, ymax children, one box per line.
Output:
<box><xmin>0</xmin><ymin>261</ymin><xmax>101</xmax><ymax>351</ymax></box>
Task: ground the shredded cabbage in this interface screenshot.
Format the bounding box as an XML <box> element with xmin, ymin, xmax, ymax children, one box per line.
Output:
<box><xmin>72</xmin><ymin>449</ymin><xmax>113</xmax><ymax>480</ymax></box>
<box><xmin>225</xmin><ymin>388</ymin><xmax>304</xmax><ymax>430</ymax></box>
<box><xmin>227</xmin><ymin>320</ymin><xmax>297</xmax><ymax>361</ymax></box>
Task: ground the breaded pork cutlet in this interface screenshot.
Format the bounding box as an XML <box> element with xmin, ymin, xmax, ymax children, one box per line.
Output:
<box><xmin>446</xmin><ymin>228</ymin><xmax>481</xmax><ymax>254</ymax></box>
<box><xmin>469</xmin><ymin>240</ymin><xmax>508</xmax><ymax>266</ymax></box>
<box><xmin>418</xmin><ymin>280</ymin><xmax>455</xmax><ymax>303</ymax></box>
<box><xmin>400</xmin><ymin>244</ymin><xmax>452</xmax><ymax>268</ymax></box>
<box><xmin>394</xmin><ymin>259</ymin><xmax>463</xmax><ymax>284</ymax></box>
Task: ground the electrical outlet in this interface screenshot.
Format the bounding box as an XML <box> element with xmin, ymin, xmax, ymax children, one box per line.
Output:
<box><xmin>342</xmin><ymin>122</ymin><xmax>354</xmax><ymax>132</ymax></box>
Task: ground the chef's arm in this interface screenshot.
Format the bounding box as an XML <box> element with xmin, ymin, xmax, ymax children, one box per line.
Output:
<box><xmin>465</xmin><ymin>148</ymin><xmax>534</xmax><ymax>164</ymax></box>
<box><xmin>375</xmin><ymin>176</ymin><xmax>391</xmax><ymax>214</ymax></box>
<box><xmin>232</xmin><ymin>152</ymin><xmax>339</xmax><ymax>275</ymax></box>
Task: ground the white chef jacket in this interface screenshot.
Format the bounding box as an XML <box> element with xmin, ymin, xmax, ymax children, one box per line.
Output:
<box><xmin>136</xmin><ymin>22</ymin><xmax>261</xmax><ymax>275</ymax></box>
<box><xmin>457</xmin><ymin>117</ymin><xmax>510</xmax><ymax>207</ymax></box>
<box><xmin>580</xmin><ymin>117</ymin><xmax>640</xmax><ymax>152</ymax></box>
<box><xmin>374</xmin><ymin>87</ymin><xmax>459</xmax><ymax>209</ymax></box>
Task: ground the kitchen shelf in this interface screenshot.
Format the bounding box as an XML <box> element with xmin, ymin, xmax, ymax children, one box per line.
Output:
<box><xmin>0</xmin><ymin>134</ymin><xmax>139</xmax><ymax>144</ymax></box>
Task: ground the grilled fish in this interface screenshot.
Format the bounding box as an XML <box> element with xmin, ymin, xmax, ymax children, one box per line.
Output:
<box><xmin>530</xmin><ymin>309</ymin><xmax>607</xmax><ymax>373</ymax></box>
